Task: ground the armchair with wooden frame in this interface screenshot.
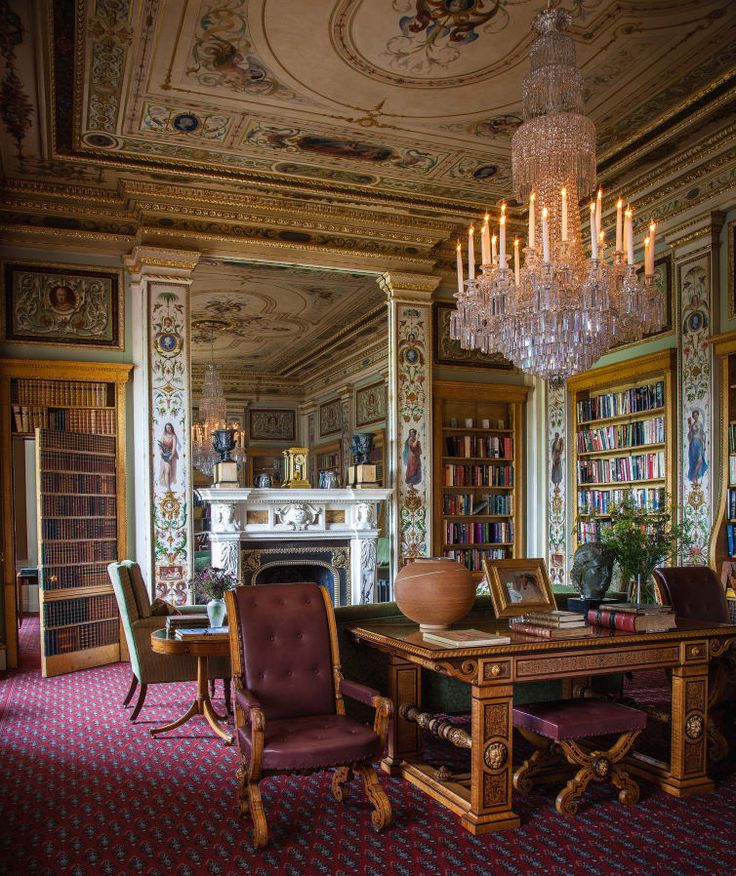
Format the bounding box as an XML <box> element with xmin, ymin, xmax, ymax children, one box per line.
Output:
<box><xmin>225</xmin><ymin>582</ymin><xmax>392</xmax><ymax>849</ymax></box>
<box><xmin>108</xmin><ymin>561</ymin><xmax>231</xmax><ymax>721</ymax></box>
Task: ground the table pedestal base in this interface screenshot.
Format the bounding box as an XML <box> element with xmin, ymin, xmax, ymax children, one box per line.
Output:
<box><xmin>150</xmin><ymin>655</ymin><xmax>233</xmax><ymax>745</ymax></box>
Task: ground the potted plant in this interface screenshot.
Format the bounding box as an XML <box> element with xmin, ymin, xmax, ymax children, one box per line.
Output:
<box><xmin>190</xmin><ymin>567</ymin><xmax>237</xmax><ymax>628</ymax></box>
<box><xmin>599</xmin><ymin>492</ymin><xmax>692</xmax><ymax>603</ymax></box>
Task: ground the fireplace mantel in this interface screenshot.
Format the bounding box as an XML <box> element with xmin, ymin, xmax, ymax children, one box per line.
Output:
<box><xmin>196</xmin><ymin>487</ymin><xmax>392</xmax><ymax>604</ymax></box>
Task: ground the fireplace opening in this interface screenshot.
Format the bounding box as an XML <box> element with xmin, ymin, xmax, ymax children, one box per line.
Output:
<box><xmin>254</xmin><ymin>563</ymin><xmax>335</xmax><ymax>591</ymax></box>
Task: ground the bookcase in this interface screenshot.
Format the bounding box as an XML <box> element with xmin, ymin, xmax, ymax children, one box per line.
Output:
<box><xmin>566</xmin><ymin>350</ymin><xmax>676</xmax><ymax>549</ymax></box>
<box><xmin>432</xmin><ymin>381</ymin><xmax>528</xmax><ymax>580</ymax></box>
<box><xmin>0</xmin><ymin>360</ymin><xmax>130</xmax><ymax>674</ymax></box>
<box><xmin>709</xmin><ymin>331</ymin><xmax>736</xmax><ymax>570</ymax></box>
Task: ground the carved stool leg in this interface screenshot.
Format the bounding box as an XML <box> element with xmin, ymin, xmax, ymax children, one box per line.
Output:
<box><xmin>355</xmin><ymin>763</ymin><xmax>391</xmax><ymax>832</ymax></box>
<box><xmin>611</xmin><ymin>765</ymin><xmax>640</xmax><ymax>805</ymax></box>
<box><xmin>555</xmin><ymin>765</ymin><xmax>595</xmax><ymax>816</ymax></box>
<box><xmin>332</xmin><ymin>766</ymin><xmax>353</xmax><ymax>802</ymax></box>
<box><xmin>246</xmin><ymin>780</ymin><xmax>269</xmax><ymax>849</ymax></box>
<box><xmin>513</xmin><ymin>727</ymin><xmax>568</xmax><ymax>793</ymax></box>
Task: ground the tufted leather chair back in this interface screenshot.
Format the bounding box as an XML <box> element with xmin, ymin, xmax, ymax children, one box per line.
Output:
<box><xmin>653</xmin><ymin>566</ymin><xmax>728</xmax><ymax>623</ymax></box>
<box><xmin>231</xmin><ymin>582</ymin><xmax>336</xmax><ymax>720</ymax></box>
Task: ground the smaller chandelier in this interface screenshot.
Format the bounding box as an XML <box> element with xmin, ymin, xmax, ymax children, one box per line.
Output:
<box><xmin>191</xmin><ymin>361</ymin><xmax>246</xmax><ymax>476</ymax></box>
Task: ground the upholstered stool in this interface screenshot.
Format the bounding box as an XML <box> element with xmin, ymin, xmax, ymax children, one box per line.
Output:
<box><xmin>513</xmin><ymin>700</ymin><xmax>646</xmax><ymax>815</ymax></box>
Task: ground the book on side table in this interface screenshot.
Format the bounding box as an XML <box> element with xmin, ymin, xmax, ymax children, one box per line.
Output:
<box><xmin>166</xmin><ymin>614</ymin><xmax>209</xmax><ymax>634</ymax></box>
<box><xmin>422</xmin><ymin>629</ymin><xmax>511</xmax><ymax>647</ymax></box>
<box><xmin>587</xmin><ymin>605</ymin><xmax>676</xmax><ymax>632</ymax></box>
<box><xmin>174</xmin><ymin>627</ymin><xmax>229</xmax><ymax>641</ymax></box>
<box><xmin>511</xmin><ymin>622</ymin><xmax>595</xmax><ymax>639</ymax></box>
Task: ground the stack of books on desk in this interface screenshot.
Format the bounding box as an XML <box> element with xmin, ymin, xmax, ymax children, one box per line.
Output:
<box><xmin>174</xmin><ymin>627</ymin><xmax>228</xmax><ymax>640</ymax></box>
<box><xmin>165</xmin><ymin>613</ymin><xmax>209</xmax><ymax>635</ymax></box>
<box><xmin>587</xmin><ymin>603</ymin><xmax>677</xmax><ymax>632</ymax></box>
<box><xmin>511</xmin><ymin>610</ymin><xmax>593</xmax><ymax>639</ymax></box>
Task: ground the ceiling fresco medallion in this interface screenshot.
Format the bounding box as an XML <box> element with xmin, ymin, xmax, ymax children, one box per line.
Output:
<box><xmin>332</xmin><ymin>0</ymin><xmax>537</xmax><ymax>87</ymax></box>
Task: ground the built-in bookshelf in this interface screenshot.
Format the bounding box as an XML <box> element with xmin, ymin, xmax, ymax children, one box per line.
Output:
<box><xmin>709</xmin><ymin>332</ymin><xmax>736</xmax><ymax>570</ymax></box>
<box><xmin>567</xmin><ymin>350</ymin><xmax>676</xmax><ymax>548</ymax></box>
<box><xmin>0</xmin><ymin>360</ymin><xmax>130</xmax><ymax>674</ymax></box>
<box><xmin>432</xmin><ymin>381</ymin><xmax>528</xmax><ymax>580</ymax></box>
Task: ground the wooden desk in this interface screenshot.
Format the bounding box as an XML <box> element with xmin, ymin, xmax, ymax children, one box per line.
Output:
<box><xmin>15</xmin><ymin>569</ymin><xmax>38</xmax><ymax>630</ymax></box>
<box><xmin>150</xmin><ymin>629</ymin><xmax>233</xmax><ymax>745</ymax></box>
<box><xmin>351</xmin><ymin>618</ymin><xmax>736</xmax><ymax>836</ymax></box>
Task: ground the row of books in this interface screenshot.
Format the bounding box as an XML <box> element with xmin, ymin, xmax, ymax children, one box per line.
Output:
<box><xmin>444</xmin><ymin>435</ymin><xmax>513</xmax><ymax>459</ymax></box>
<box><xmin>44</xmin><ymin>593</ymin><xmax>118</xmax><ymax>629</ymax></box>
<box><xmin>41</xmin><ymin>472</ymin><xmax>116</xmax><ymax>496</ymax></box>
<box><xmin>40</xmin><ymin>430</ymin><xmax>116</xmax><ymax>456</ymax></box>
<box><xmin>444</xmin><ymin>546</ymin><xmax>508</xmax><ymax>570</ymax></box>
<box><xmin>443</xmin><ymin>521</ymin><xmax>513</xmax><ymax>546</ymax></box>
<box><xmin>575</xmin><ymin>416</ymin><xmax>665</xmax><ymax>453</ymax></box>
<box><xmin>577</xmin><ymin>451</ymin><xmax>665</xmax><ymax>485</ymax></box>
<box><xmin>41</xmin><ymin>495</ymin><xmax>117</xmax><ymax>517</ymax></box>
<box><xmin>49</xmin><ymin>407</ymin><xmax>116</xmax><ymax>434</ymax></box>
<box><xmin>576</xmin><ymin>380</ymin><xmax>665</xmax><ymax>423</ymax></box>
<box><xmin>42</xmin><ymin>539</ymin><xmax>118</xmax><ymax>566</ymax></box>
<box><xmin>15</xmin><ymin>378</ymin><xmax>109</xmax><ymax>408</ymax></box>
<box><xmin>443</xmin><ymin>463</ymin><xmax>514</xmax><ymax>487</ymax></box>
<box><xmin>728</xmin><ymin>488</ymin><xmax>736</xmax><ymax>520</ymax></box>
<box><xmin>729</xmin><ymin>421</ymin><xmax>736</xmax><ymax>454</ymax></box>
<box><xmin>174</xmin><ymin>627</ymin><xmax>228</xmax><ymax>640</ymax></box>
<box><xmin>43</xmin><ymin>618</ymin><xmax>118</xmax><ymax>656</ymax></box>
<box><xmin>587</xmin><ymin>603</ymin><xmax>676</xmax><ymax>632</ymax></box>
<box><xmin>727</xmin><ymin>524</ymin><xmax>736</xmax><ymax>557</ymax></box>
<box><xmin>577</xmin><ymin>519</ymin><xmax>610</xmax><ymax>542</ymax></box>
<box><xmin>730</xmin><ymin>457</ymin><xmax>736</xmax><ymax>486</ymax></box>
<box><xmin>577</xmin><ymin>487</ymin><xmax>665</xmax><ymax>515</ymax></box>
<box><xmin>42</xmin><ymin>564</ymin><xmax>110</xmax><ymax>591</ymax></box>
<box><xmin>41</xmin><ymin>450</ymin><xmax>116</xmax><ymax>474</ymax></box>
<box><xmin>442</xmin><ymin>493</ymin><xmax>512</xmax><ymax>516</ymax></box>
<box><xmin>42</xmin><ymin>517</ymin><xmax>117</xmax><ymax>541</ymax></box>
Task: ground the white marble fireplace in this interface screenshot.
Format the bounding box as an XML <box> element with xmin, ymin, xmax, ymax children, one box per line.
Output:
<box><xmin>196</xmin><ymin>487</ymin><xmax>392</xmax><ymax>605</ymax></box>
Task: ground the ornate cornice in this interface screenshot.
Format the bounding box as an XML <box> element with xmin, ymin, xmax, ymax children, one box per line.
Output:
<box><xmin>666</xmin><ymin>211</ymin><xmax>726</xmax><ymax>252</ymax></box>
<box><xmin>124</xmin><ymin>246</ymin><xmax>201</xmax><ymax>279</ymax></box>
<box><xmin>378</xmin><ymin>272</ymin><xmax>441</xmax><ymax>303</ymax></box>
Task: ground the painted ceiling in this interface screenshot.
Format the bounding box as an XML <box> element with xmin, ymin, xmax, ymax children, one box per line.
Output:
<box><xmin>1</xmin><ymin>0</ymin><xmax>735</xmax><ymax>215</ymax></box>
<box><xmin>189</xmin><ymin>259</ymin><xmax>386</xmax><ymax>378</ymax></box>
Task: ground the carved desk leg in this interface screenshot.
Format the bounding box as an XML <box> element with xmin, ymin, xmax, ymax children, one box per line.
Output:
<box><xmin>460</xmin><ymin>681</ymin><xmax>521</xmax><ymax>835</ymax></box>
<box><xmin>665</xmin><ymin>662</ymin><xmax>714</xmax><ymax>798</ymax></box>
<box><xmin>381</xmin><ymin>655</ymin><xmax>421</xmax><ymax>775</ymax></box>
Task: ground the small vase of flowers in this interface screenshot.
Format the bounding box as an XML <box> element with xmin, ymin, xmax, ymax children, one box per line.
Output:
<box><xmin>600</xmin><ymin>492</ymin><xmax>692</xmax><ymax>603</ymax></box>
<box><xmin>191</xmin><ymin>567</ymin><xmax>237</xmax><ymax>628</ymax></box>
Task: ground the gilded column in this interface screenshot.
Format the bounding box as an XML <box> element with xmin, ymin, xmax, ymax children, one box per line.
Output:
<box><xmin>670</xmin><ymin>213</ymin><xmax>725</xmax><ymax>562</ymax></box>
<box><xmin>125</xmin><ymin>246</ymin><xmax>201</xmax><ymax>602</ymax></box>
<box><xmin>378</xmin><ymin>272</ymin><xmax>440</xmax><ymax>570</ymax></box>
<box><xmin>546</xmin><ymin>378</ymin><xmax>568</xmax><ymax>586</ymax></box>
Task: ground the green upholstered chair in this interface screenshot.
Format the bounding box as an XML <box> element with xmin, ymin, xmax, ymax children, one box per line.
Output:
<box><xmin>107</xmin><ymin>560</ymin><xmax>231</xmax><ymax>721</ymax></box>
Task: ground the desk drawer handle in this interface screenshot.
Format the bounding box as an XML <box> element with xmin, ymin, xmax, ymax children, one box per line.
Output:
<box><xmin>691</xmin><ymin>647</ymin><xmax>701</xmax><ymax>657</ymax></box>
<box><xmin>490</xmin><ymin>664</ymin><xmax>502</xmax><ymax>677</ymax></box>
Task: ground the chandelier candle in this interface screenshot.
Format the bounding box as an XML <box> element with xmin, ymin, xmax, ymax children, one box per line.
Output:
<box><xmin>514</xmin><ymin>238</ymin><xmax>521</xmax><ymax>285</ymax></box>
<box><xmin>590</xmin><ymin>204</ymin><xmax>598</xmax><ymax>260</ymax></box>
<box><xmin>616</xmin><ymin>199</ymin><xmax>624</xmax><ymax>252</ymax></box>
<box><xmin>625</xmin><ymin>208</ymin><xmax>634</xmax><ymax>265</ymax></box>
<box><xmin>492</xmin><ymin>233</ymin><xmax>497</xmax><ymax>265</ymax></box>
<box><xmin>528</xmin><ymin>193</ymin><xmax>536</xmax><ymax>249</ymax></box>
<box><xmin>596</xmin><ymin>188</ymin><xmax>603</xmax><ymax>237</ymax></box>
<box><xmin>467</xmin><ymin>226</ymin><xmax>475</xmax><ymax>279</ymax></box>
<box><xmin>500</xmin><ymin>215</ymin><xmax>507</xmax><ymax>267</ymax></box>
<box><xmin>456</xmin><ymin>242</ymin><xmax>463</xmax><ymax>295</ymax></box>
<box><xmin>648</xmin><ymin>222</ymin><xmax>656</xmax><ymax>274</ymax></box>
<box><xmin>481</xmin><ymin>217</ymin><xmax>491</xmax><ymax>265</ymax></box>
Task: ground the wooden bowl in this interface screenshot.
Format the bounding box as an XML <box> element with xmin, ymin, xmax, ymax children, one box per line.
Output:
<box><xmin>394</xmin><ymin>558</ymin><xmax>476</xmax><ymax>631</ymax></box>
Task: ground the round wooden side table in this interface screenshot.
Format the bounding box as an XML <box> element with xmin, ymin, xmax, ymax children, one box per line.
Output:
<box><xmin>150</xmin><ymin>629</ymin><xmax>233</xmax><ymax>745</ymax></box>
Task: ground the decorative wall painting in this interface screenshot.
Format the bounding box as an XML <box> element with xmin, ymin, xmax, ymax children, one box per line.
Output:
<box><xmin>433</xmin><ymin>302</ymin><xmax>512</xmax><ymax>369</ymax></box>
<box><xmin>355</xmin><ymin>380</ymin><xmax>386</xmax><ymax>427</ymax></box>
<box><xmin>249</xmin><ymin>408</ymin><xmax>296</xmax><ymax>442</ymax></box>
<box><xmin>2</xmin><ymin>261</ymin><xmax>123</xmax><ymax>348</ymax></box>
<box><xmin>319</xmin><ymin>398</ymin><xmax>343</xmax><ymax>436</ymax></box>
<box><xmin>729</xmin><ymin>221</ymin><xmax>736</xmax><ymax>319</ymax></box>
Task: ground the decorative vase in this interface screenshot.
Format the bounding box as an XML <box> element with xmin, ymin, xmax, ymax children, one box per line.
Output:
<box><xmin>394</xmin><ymin>558</ymin><xmax>476</xmax><ymax>632</ymax></box>
<box><xmin>207</xmin><ymin>597</ymin><xmax>227</xmax><ymax>628</ymax></box>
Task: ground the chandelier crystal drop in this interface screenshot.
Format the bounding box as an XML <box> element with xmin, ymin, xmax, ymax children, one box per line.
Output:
<box><xmin>191</xmin><ymin>361</ymin><xmax>246</xmax><ymax>476</ymax></box>
<box><xmin>451</xmin><ymin>4</ymin><xmax>665</xmax><ymax>381</ymax></box>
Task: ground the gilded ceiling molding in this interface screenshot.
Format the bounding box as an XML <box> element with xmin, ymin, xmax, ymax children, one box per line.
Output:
<box><xmin>0</xmin><ymin>223</ymin><xmax>135</xmax><ymax>250</ymax></box>
<box><xmin>665</xmin><ymin>211</ymin><xmax>726</xmax><ymax>253</ymax></box>
<box><xmin>124</xmin><ymin>245</ymin><xmax>201</xmax><ymax>280</ymax></box>
<box><xmin>378</xmin><ymin>272</ymin><xmax>441</xmax><ymax>303</ymax></box>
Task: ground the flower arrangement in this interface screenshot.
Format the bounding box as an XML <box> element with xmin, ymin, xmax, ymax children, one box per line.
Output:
<box><xmin>599</xmin><ymin>492</ymin><xmax>692</xmax><ymax>602</ymax></box>
<box><xmin>190</xmin><ymin>566</ymin><xmax>237</xmax><ymax>601</ymax></box>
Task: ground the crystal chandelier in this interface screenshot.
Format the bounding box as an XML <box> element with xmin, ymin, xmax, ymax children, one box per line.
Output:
<box><xmin>191</xmin><ymin>360</ymin><xmax>246</xmax><ymax>476</ymax></box>
<box><xmin>451</xmin><ymin>4</ymin><xmax>665</xmax><ymax>381</ymax></box>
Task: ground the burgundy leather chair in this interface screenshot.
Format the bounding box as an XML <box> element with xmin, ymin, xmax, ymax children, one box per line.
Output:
<box><xmin>225</xmin><ymin>582</ymin><xmax>392</xmax><ymax>848</ymax></box>
<box><xmin>647</xmin><ymin>566</ymin><xmax>733</xmax><ymax>760</ymax></box>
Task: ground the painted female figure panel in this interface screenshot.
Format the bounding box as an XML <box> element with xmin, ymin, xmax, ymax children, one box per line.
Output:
<box><xmin>158</xmin><ymin>422</ymin><xmax>180</xmax><ymax>490</ymax></box>
<box><xmin>687</xmin><ymin>408</ymin><xmax>708</xmax><ymax>483</ymax></box>
<box><xmin>403</xmin><ymin>427</ymin><xmax>422</xmax><ymax>486</ymax></box>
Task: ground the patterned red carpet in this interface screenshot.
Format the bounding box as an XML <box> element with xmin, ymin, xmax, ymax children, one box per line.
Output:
<box><xmin>2</xmin><ymin>618</ymin><xmax>736</xmax><ymax>875</ymax></box>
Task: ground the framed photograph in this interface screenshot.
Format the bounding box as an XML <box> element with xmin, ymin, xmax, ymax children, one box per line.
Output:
<box><xmin>433</xmin><ymin>301</ymin><xmax>513</xmax><ymax>369</ymax></box>
<box><xmin>1</xmin><ymin>261</ymin><xmax>123</xmax><ymax>349</ymax></box>
<box><xmin>249</xmin><ymin>408</ymin><xmax>296</xmax><ymax>442</ymax></box>
<box><xmin>319</xmin><ymin>398</ymin><xmax>343</xmax><ymax>436</ymax></box>
<box><xmin>483</xmin><ymin>558</ymin><xmax>555</xmax><ymax>619</ymax></box>
<box><xmin>355</xmin><ymin>380</ymin><xmax>386</xmax><ymax>427</ymax></box>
